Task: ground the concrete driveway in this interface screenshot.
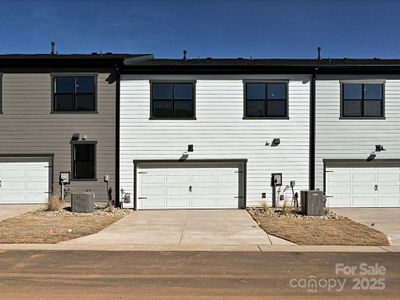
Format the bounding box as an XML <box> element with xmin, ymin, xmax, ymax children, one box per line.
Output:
<box><xmin>61</xmin><ymin>210</ymin><xmax>294</xmax><ymax>249</ymax></box>
<box><xmin>0</xmin><ymin>205</ymin><xmax>43</xmax><ymax>222</ymax></box>
<box><xmin>333</xmin><ymin>208</ymin><xmax>400</xmax><ymax>245</ymax></box>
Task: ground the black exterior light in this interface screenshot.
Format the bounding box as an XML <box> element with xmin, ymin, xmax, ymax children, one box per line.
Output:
<box><xmin>271</xmin><ymin>138</ymin><xmax>280</xmax><ymax>147</ymax></box>
<box><xmin>367</xmin><ymin>152</ymin><xmax>377</xmax><ymax>161</ymax></box>
<box><xmin>188</xmin><ymin>144</ymin><xmax>194</xmax><ymax>152</ymax></box>
<box><xmin>71</xmin><ymin>133</ymin><xmax>80</xmax><ymax>141</ymax></box>
<box><xmin>375</xmin><ymin>145</ymin><xmax>386</xmax><ymax>152</ymax></box>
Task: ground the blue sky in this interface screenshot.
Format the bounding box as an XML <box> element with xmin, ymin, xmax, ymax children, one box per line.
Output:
<box><xmin>1</xmin><ymin>0</ymin><xmax>399</xmax><ymax>58</ymax></box>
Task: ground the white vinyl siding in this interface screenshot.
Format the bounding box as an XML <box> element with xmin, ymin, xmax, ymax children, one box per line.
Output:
<box><xmin>315</xmin><ymin>76</ymin><xmax>400</xmax><ymax>191</ymax></box>
<box><xmin>120</xmin><ymin>75</ymin><xmax>311</xmax><ymax>208</ymax></box>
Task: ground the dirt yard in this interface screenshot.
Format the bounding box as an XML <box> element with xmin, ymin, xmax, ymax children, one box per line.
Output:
<box><xmin>0</xmin><ymin>207</ymin><xmax>130</xmax><ymax>244</ymax></box>
<box><xmin>248</xmin><ymin>208</ymin><xmax>390</xmax><ymax>246</ymax></box>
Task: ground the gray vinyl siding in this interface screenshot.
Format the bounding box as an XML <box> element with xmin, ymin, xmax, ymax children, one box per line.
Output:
<box><xmin>315</xmin><ymin>75</ymin><xmax>400</xmax><ymax>190</ymax></box>
<box><xmin>120</xmin><ymin>74</ymin><xmax>311</xmax><ymax>208</ymax></box>
<box><xmin>0</xmin><ymin>73</ymin><xmax>116</xmax><ymax>202</ymax></box>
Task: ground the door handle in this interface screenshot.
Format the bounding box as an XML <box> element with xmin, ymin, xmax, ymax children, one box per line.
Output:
<box><xmin>374</xmin><ymin>184</ymin><xmax>378</xmax><ymax>191</ymax></box>
<box><xmin>189</xmin><ymin>186</ymin><xmax>192</xmax><ymax>192</ymax></box>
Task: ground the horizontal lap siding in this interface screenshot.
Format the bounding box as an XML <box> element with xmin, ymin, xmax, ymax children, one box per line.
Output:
<box><xmin>315</xmin><ymin>77</ymin><xmax>400</xmax><ymax>190</ymax></box>
<box><xmin>120</xmin><ymin>75</ymin><xmax>310</xmax><ymax>208</ymax></box>
<box><xmin>0</xmin><ymin>73</ymin><xmax>116</xmax><ymax>201</ymax></box>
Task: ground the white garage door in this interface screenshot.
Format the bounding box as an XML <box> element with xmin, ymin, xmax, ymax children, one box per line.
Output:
<box><xmin>0</xmin><ymin>162</ymin><xmax>50</xmax><ymax>204</ymax></box>
<box><xmin>137</xmin><ymin>165</ymin><xmax>242</xmax><ymax>209</ymax></box>
<box><xmin>326</xmin><ymin>167</ymin><xmax>400</xmax><ymax>207</ymax></box>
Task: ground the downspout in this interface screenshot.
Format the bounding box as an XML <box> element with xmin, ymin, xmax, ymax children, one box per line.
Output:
<box><xmin>115</xmin><ymin>65</ymin><xmax>121</xmax><ymax>207</ymax></box>
<box><xmin>309</xmin><ymin>69</ymin><xmax>317</xmax><ymax>190</ymax></box>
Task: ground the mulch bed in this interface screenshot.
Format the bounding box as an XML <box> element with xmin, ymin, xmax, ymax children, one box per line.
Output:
<box><xmin>0</xmin><ymin>206</ymin><xmax>131</xmax><ymax>244</ymax></box>
<box><xmin>248</xmin><ymin>207</ymin><xmax>390</xmax><ymax>246</ymax></box>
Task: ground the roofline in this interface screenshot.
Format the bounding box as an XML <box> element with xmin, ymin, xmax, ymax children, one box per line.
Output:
<box><xmin>120</xmin><ymin>65</ymin><xmax>400</xmax><ymax>75</ymax></box>
<box><xmin>0</xmin><ymin>54</ymin><xmax>152</xmax><ymax>69</ymax></box>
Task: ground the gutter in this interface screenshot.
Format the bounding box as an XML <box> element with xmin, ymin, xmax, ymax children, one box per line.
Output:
<box><xmin>115</xmin><ymin>65</ymin><xmax>121</xmax><ymax>206</ymax></box>
<box><xmin>309</xmin><ymin>69</ymin><xmax>317</xmax><ymax>190</ymax></box>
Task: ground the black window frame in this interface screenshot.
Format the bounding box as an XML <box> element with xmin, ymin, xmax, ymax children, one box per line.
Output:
<box><xmin>52</xmin><ymin>74</ymin><xmax>98</xmax><ymax>113</ymax></box>
<box><xmin>150</xmin><ymin>81</ymin><xmax>196</xmax><ymax>120</ymax></box>
<box><xmin>71</xmin><ymin>141</ymin><xmax>97</xmax><ymax>181</ymax></box>
<box><xmin>0</xmin><ymin>73</ymin><xmax>3</xmax><ymax>114</ymax></box>
<box><xmin>340</xmin><ymin>82</ymin><xmax>385</xmax><ymax>119</ymax></box>
<box><xmin>243</xmin><ymin>81</ymin><xmax>289</xmax><ymax>119</ymax></box>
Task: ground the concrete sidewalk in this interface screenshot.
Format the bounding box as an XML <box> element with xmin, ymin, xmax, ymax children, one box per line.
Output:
<box><xmin>0</xmin><ymin>205</ymin><xmax>44</xmax><ymax>222</ymax></box>
<box><xmin>0</xmin><ymin>243</ymin><xmax>399</xmax><ymax>252</ymax></box>
<box><xmin>59</xmin><ymin>210</ymin><xmax>295</xmax><ymax>247</ymax></box>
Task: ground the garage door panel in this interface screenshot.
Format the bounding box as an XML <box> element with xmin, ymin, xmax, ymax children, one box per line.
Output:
<box><xmin>352</xmin><ymin>184</ymin><xmax>376</xmax><ymax>194</ymax></box>
<box><xmin>217</xmin><ymin>196</ymin><xmax>238</xmax><ymax>208</ymax></box>
<box><xmin>137</xmin><ymin>163</ymin><xmax>241</xmax><ymax>209</ymax></box>
<box><xmin>327</xmin><ymin>172</ymin><xmax>351</xmax><ymax>182</ymax></box>
<box><xmin>326</xmin><ymin>182</ymin><xmax>351</xmax><ymax>194</ymax></box>
<box><xmin>166</xmin><ymin>186</ymin><xmax>189</xmax><ymax>196</ymax></box>
<box><xmin>327</xmin><ymin>196</ymin><xmax>351</xmax><ymax>207</ymax></box>
<box><xmin>0</xmin><ymin>161</ymin><xmax>49</xmax><ymax>204</ymax></box>
<box><xmin>141</xmin><ymin>186</ymin><xmax>164</xmax><ymax>196</ymax></box>
<box><xmin>141</xmin><ymin>198</ymin><xmax>165</xmax><ymax>209</ymax></box>
<box><xmin>166</xmin><ymin>175</ymin><xmax>190</xmax><ymax>184</ymax></box>
<box><xmin>1</xmin><ymin>181</ymin><xmax>25</xmax><ymax>190</ymax></box>
<box><xmin>192</xmin><ymin>186</ymin><xmax>214</xmax><ymax>196</ymax></box>
<box><xmin>166</xmin><ymin>169</ymin><xmax>190</xmax><ymax>176</ymax></box>
<box><xmin>166</xmin><ymin>197</ymin><xmax>190</xmax><ymax>208</ymax></box>
<box><xmin>377</xmin><ymin>197</ymin><xmax>400</xmax><ymax>206</ymax></box>
<box><xmin>352</xmin><ymin>197</ymin><xmax>376</xmax><ymax>207</ymax></box>
<box><xmin>377</xmin><ymin>185</ymin><xmax>400</xmax><ymax>195</ymax></box>
<box><xmin>191</xmin><ymin>197</ymin><xmax>215</xmax><ymax>207</ymax></box>
<box><xmin>352</xmin><ymin>172</ymin><xmax>376</xmax><ymax>182</ymax></box>
<box><xmin>377</xmin><ymin>173</ymin><xmax>399</xmax><ymax>183</ymax></box>
<box><xmin>27</xmin><ymin>181</ymin><xmax>48</xmax><ymax>190</ymax></box>
<box><xmin>141</xmin><ymin>175</ymin><xmax>165</xmax><ymax>184</ymax></box>
<box><xmin>326</xmin><ymin>166</ymin><xmax>400</xmax><ymax>208</ymax></box>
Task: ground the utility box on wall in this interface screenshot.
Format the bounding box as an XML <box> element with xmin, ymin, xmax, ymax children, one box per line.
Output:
<box><xmin>301</xmin><ymin>190</ymin><xmax>325</xmax><ymax>216</ymax></box>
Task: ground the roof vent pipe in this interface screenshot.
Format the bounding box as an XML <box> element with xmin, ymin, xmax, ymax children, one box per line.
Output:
<box><xmin>317</xmin><ymin>47</ymin><xmax>321</xmax><ymax>60</ymax></box>
<box><xmin>51</xmin><ymin>41</ymin><xmax>56</xmax><ymax>55</ymax></box>
<box><xmin>183</xmin><ymin>50</ymin><xmax>187</xmax><ymax>60</ymax></box>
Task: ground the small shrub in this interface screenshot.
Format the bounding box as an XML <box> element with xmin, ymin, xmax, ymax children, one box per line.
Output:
<box><xmin>282</xmin><ymin>200</ymin><xmax>293</xmax><ymax>215</ymax></box>
<box><xmin>47</xmin><ymin>195</ymin><xmax>64</xmax><ymax>211</ymax></box>
<box><xmin>260</xmin><ymin>201</ymin><xmax>269</xmax><ymax>210</ymax></box>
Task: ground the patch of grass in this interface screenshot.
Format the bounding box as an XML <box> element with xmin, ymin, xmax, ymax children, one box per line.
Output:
<box><xmin>0</xmin><ymin>212</ymin><xmax>126</xmax><ymax>244</ymax></box>
<box><xmin>248</xmin><ymin>209</ymin><xmax>389</xmax><ymax>246</ymax></box>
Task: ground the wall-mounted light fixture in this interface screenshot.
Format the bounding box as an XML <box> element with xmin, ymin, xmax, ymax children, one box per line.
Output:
<box><xmin>71</xmin><ymin>133</ymin><xmax>80</xmax><ymax>141</ymax></box>
<box><xmin>367</xmin><ymin>152</ymin><xmax>376</xmax><ymax>161</ymax></box>
<box><xmin>271</xmin><ymin>138</ymin><xmax>280</xmax><ymax>147</ymax></box>
<box><xmin>188</xmin><ymin>144</ymin><xmax>194</xmax><ymax>152</ymax></box>
<box><xmin>266</xmin><ymin>138</ymin><xmax>280</xmax><ymax>147</ymax></box>
<box><xmin>375</xmin><ymin>145</ymin><xmax>386</xmax><ymax>152</ymax></box>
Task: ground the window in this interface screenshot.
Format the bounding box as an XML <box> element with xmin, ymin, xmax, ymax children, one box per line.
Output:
<box><xmin>342</xmin><ymin>83</ymin><xmax>384</xmax><ymax>118</ymax></box>
<box><xmin>0</xmin><ymin>74</ymin><xmax>2</xmax><ymax>113</ymax></box>
<box><xmin>151</xmin><ymin>82</ymin><xmax>195</xmax><ymax>119</ymax></box>
<box><xmin>245</xmin><ymin>82</ymin><xmax>288</xmax><ymax>118</ymax></box>
<box><xmin>53</xmin><ymin>76</ymin><xmax>96</xmax><ymax>112</ymax></box>
<box><xmin>72</xmin><ymin>142</ymin><xmax>96</xmax><ymax>180</ymax></box>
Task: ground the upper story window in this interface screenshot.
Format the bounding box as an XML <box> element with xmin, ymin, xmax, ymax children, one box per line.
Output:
<box><xmin>71</xmin><ymin>141</ymin><xmax>96</xmax><ymax>180</ymax></box>
<box><xmin>341</xmin><ymin>83</ymin><xmax>384</xmax><ymax>118</ymax></box>
<box><xmin>244</xmin><ymin>82</ymin><xmax>288</xmax><ymax>118</ymax></box>
<box><xmin>53</xmin><ymin>75</ymin><xmax>96</xmax><ymax>112</ymax></box>
<box><xmin>0</xmin><ymin>74</ymin><xmax>2</xmax><ymax>114</ymax></box>
<box><xmin>151</xmin><ymin>82</ymin><xmax>195</xmax><ymax>119</ymax></box>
